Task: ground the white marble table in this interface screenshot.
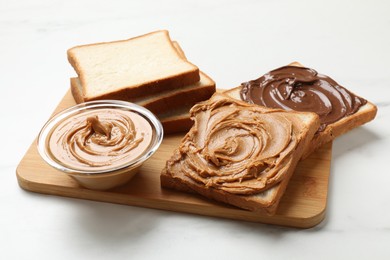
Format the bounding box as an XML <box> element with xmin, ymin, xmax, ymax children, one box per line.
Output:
<box><xmin>2</xmin><ymin>0</ymin><xmax>390</xmax><ymax>259</ymax></box>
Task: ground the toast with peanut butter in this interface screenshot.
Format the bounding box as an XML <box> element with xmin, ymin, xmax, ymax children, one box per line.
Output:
<box><xmin>224</xmin><ymin>62</ymin><xmax>377</xmax><ymax>158</ymax></box>
<box><xmin>161</xmin><ymin>93</ymin><xmax>320</xmax><ymax>215</ymax></box>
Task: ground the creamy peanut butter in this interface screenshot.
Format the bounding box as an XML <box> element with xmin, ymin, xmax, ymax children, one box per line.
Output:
<box><xmin>240</xmin><ymin>65</ymin><xmax>367</xmax><ymax>132</ymax></box>
<box><xmin>48</xmin><ymin>108</ymin><xmax>153</xmax><ymax>171</ymax></box>
<box><xmin>166</xmin><ymin>94</ymin><xmax>300</xmax><ymax>195</ymax></box>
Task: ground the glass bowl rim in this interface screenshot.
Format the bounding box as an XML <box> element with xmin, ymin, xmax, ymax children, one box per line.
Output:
<box><xmin>37</xmin><ymin>100</ymin><xmax>163</xmax><ymax>176</ymax></box>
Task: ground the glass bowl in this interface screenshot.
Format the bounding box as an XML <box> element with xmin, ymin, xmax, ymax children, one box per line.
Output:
<box><xmin>37</xmin><ymin>100</ymin><xmax>163</xmax><ymax>190</ymax></box>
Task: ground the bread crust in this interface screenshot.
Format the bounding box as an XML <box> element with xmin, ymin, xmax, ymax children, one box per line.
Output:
<box><xmin>70</xmin><ymin>72</ymin><xmax>214</xmax><ymax>135</ymax></box>
<box><xmin>141</xmin><ymin>72</ymin><xmax>215</xmax><ymax>114</ymax></box>
<box><xmin>71</xmin><ymin>70</ymin><xmax>200</xmax><ymax>102</ymax></box>
<box><xmin>302</xmin><ymin>101</ymin><xmax>377</xmax><ymax>158</ymax></box>
<box><xmin>70</xmin><ymin>72</ymin><xmax>215</xmax><ymax>114</ymax></box>
<box><xmin>70</xmin><ymin>77</ymin><xmax>84</xmax><ymax>104</ymax></box>
<box><xmin>71</xmin><ymin>77</ymin><xmax>198</xmax><ymax>135</ymax></box>
<box><xmin>160</xmin><ymin>115</ymin><xmax>193</xmax><ymax>134</ymax></box>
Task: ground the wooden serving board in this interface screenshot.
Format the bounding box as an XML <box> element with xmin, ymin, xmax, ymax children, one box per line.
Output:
<box><xmin>16</xmin><ymin>90</ymin><xmax>332</xmax><ymax>228</ymax></box>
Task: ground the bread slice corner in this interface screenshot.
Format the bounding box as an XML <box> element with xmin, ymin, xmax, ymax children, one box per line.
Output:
<box><xmin>305</xmin><ymin>99</ymin><xmax>377</xmax><ymax>158</ymax></box>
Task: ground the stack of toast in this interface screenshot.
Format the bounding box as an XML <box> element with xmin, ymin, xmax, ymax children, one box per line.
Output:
<box><xmin>68</xmin><ymin>30</ymin><xmax>216</xmax><ymax>134</ymax></box>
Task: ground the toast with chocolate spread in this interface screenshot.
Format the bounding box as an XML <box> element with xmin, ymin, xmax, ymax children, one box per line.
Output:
<box><xmin>161</xmin><ymin>93</ymin><xmax>320</xmax><ymax>215</ymax></box>
<box><xmin>224</xmin><ymin>62</ymin><xmax>377</xmax><ymax>158</ymax></box>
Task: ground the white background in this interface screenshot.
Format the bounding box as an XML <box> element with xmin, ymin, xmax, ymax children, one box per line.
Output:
<box><xmin>1</xmin><ymin>0</ymin><xmax>390</xmax><ymax>259</ymax></box>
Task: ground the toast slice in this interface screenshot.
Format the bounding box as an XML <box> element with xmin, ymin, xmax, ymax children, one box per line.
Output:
<box><xmin>161</xmin><ymin>93</ymin><xmax>320</xmax><ymax>215</ymax></box>
<box><xmin>67</xmin><ymin>30</ymin><xmax>200</xmax><ymax>101</ymax></box>
<box><xmin>224</xmin><ymin>62</ymin><xmax>377</xmax><ymax>158</ymax></box>
<box><xmin>71</xmin><ymin>71</ymin><xmax>215</xmax><ymax>115</ymax></box>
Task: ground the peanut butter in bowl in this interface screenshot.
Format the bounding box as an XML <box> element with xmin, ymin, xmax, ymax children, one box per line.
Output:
<box><xmin>37</xmin><ymin>100</ymin><xmax>163</xmax><ymax>190</ymax></box>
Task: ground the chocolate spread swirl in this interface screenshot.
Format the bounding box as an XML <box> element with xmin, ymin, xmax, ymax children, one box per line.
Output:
<box><xmin>49</xmin><ymin>109</ymin><xmax>152</xmax><ymax>171</ymax></box>
<box><xmin>240</xmin><ymin>65</ymin><xmax>367</xmax><ymax>131</ymax></box>
<box><xmin>166</xmin><ymin>94</ymin><xmax>302</xmax><ymax>195</ymax></box>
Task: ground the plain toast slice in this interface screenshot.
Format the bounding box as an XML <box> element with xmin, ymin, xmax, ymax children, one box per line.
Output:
<box><xmin>67</xmin><ymin>30</ymin><xmax>200</xmax><ymax>101</ymax></box>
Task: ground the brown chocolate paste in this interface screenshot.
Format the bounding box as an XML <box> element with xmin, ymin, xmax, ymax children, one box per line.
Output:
<box><xmin>49</xmin><ymin>109</ymin><xmax>153</xmax><ymax>171</ymax></box>
<box><xmin>240</xmin><ymin>65</ymin><xmax>367</xmax><ymax>131</ymax></box>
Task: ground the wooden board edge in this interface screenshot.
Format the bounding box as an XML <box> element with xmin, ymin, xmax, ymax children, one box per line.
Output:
<box><xmin>16</xmin><ymin>159</ymin><xmax>328</xmax><ymax>229</ymax></box>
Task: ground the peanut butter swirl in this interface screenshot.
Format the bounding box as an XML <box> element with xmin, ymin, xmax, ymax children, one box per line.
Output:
<box><xmin>240</xmin><ymin>65</ymin><xmax>367</xmax><ymax>132</ymax></box>
<box><xmin>49</xmin><ymin>109</ymin><xmax>153</xmax><ymax>171</ymax></box>
<box><xmin>167</xmin><ymin>94</ymin><xmax>300</xmax><ymax>195</ymax></box>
